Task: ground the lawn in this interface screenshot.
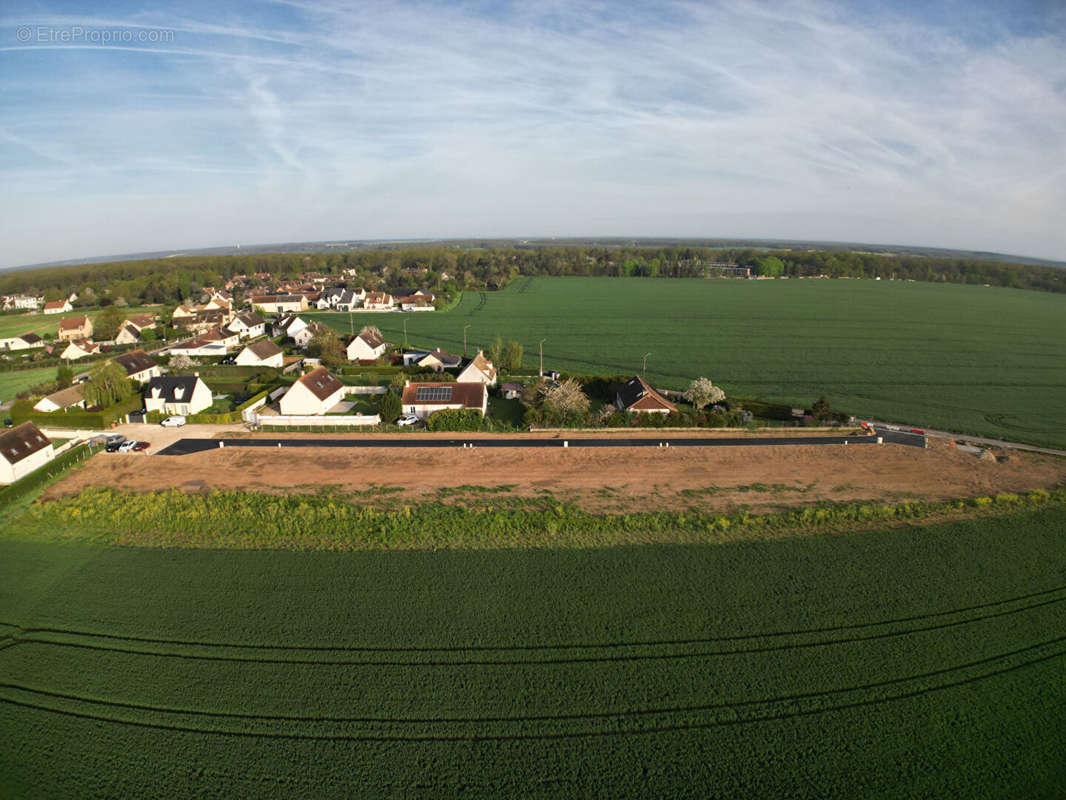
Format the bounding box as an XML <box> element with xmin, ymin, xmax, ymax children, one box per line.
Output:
<box><xmin>1</xmin><ymin>508</ymin><xmax>1064</xmax><ymax>797</ymax></box>
<box><xmin>0</xmin><ymin>366</ymin><xmax>60</xmax><ymax>403</ymax></box>
<box><xmin>309</xmin><ymin>277</ymin><xmax>1066</xmax><ymax>448</ymax></box>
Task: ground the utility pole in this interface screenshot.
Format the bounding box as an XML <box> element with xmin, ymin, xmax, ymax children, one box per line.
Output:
<box><xmin>539</xmin><ymin>339</ymin><xmax>546</xmax><ymax>377</ymax></box>
<box><xmin>403</xmin><ymin>318</ymin><xmax>408</xmax><ymax>347</ymax></box>
<box><xmin>348</xmin><ymin>310</ymin><xmax>353</xmax><ymax>336</ymax></box>
<box><xmin>642</xmin><ymin>352</ymin><xmax>651</xmax><ymax>377</ymax></box>
<box><xmin>463</xmin><ymin>324</ymin><xmax>470</xmax><ymax>356</ymax></box>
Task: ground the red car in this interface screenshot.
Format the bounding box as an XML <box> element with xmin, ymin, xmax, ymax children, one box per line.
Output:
<box><xmin>909</xmin><ymin>429</ymin><xmax>925</xmax><ymax>434</ymax></box>
<box><xmin>131</xmin><ymin>441</ymin><xmax>150</xmax><ymax>452</ymax></box>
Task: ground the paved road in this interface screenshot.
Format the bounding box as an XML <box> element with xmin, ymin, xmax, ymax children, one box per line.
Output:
<box><xmin>860</xmin><ymin>420</ymin><xmax>1066</xmax><ymax>458</ymax></box>
<box><xmin>157</xmin><ymin>427</ymin><xmax>922</xmax><ymax>456</ymax></box>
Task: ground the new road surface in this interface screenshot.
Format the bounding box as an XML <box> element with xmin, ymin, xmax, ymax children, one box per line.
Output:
<box><xmin>157</xmin><ymin>427</ymin><xmax>924</xmax><ymax>456</ymax></box>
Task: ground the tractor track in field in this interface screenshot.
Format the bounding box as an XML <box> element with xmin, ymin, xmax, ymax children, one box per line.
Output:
<box><xmin>1</xmin><ymin>636</ymin><xmax>1064</xmax><ymax>741</ymax></box>
<box><xmin>1</xmin><ymin>586</ymin><xmax>1062</xmax><ymax>666</ymax></box>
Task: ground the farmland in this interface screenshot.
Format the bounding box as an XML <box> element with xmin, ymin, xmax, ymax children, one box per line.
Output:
<box><xmin>2</xmin><ymin>508</ymin><xmax>1065</xmax><ymax>797</ymax></box>
<box><xmin>311</xmin><ymin>277</ymin><xmax>1066</xmax><ymax>448</ymax></box>
<box><xmin>0</xmin><ymin>304</ymin><xmax>160</xmax><ymax>339</ymax></box>
<box><xmin>0</xmin><ymin>366</ymin><xmax>61</xmax><ymax>403</ymax></box>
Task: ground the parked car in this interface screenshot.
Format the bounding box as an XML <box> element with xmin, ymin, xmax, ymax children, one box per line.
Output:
<box><xmin>118</xmin><ymin>440</ymin><xmax>138</xmax><ymax>453</ymax></box>
<box><xmin>131</xmin><ymin>441</ymin><xmax>150</xmax><ymax>452</ymax></box>
<box><xmin>105</xmin><ymin>435</ymin><xmax>127</xmax><ymax>453</ymax></box>
<box><xmin>396</xmin><ymin>414</ymin><xmax>419</xmax><ymax>427</ymax></box>
<box><xmin>3</xmin><ymin>418</ymin><xmax>12</xmax><ymax>428</ymax></box>
<box><xmin>161</xmin><ymin>416</ymin><xmax>186</xmax><ymax>427</ymax></box>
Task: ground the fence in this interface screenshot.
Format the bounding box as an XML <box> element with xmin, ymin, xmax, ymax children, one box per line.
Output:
<box><xmin>255</xmin><ymin>413</ymin><xmax>381</xmax><ymax>427</ymax></box>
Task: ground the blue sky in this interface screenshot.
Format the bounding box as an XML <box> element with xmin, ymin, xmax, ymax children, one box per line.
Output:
<box><xmin>2</xmin><ymin>0</ymin><xmax>1065</xmax><ymax>266</ymax></box>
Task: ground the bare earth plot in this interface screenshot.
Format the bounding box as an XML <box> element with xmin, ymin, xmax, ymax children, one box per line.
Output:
<box><xmin>43</xmin><ymin>439</ymin><xmax>1066</xmax><ymax>513</ymax></box>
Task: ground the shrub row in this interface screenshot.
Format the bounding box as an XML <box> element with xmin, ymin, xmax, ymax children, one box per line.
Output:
<box><xmin>0</xmin><ymin>444</ymin><xmax>91</xmax><ymax>512</ymax></box>
<box><xmin>10</xmin><ymin>396</ymin><xmax>144</xmax><ymax>429</ymax></box>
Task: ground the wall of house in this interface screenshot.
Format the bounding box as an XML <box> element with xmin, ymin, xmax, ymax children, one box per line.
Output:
<box><xmin>0</xmin><ymin>444</ymin><xmax>55</xmax><ymax>485</ymax></box>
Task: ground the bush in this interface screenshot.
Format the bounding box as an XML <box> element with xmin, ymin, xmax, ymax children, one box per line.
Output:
<box><xmin>379</xmin><ymin>391</ymin><xmax>401</xmax><ymax>423</ymax></box>
<box><xmin>427</xmin><ymin>408</ymin><xmax>487</xmax><ymax>432</ymax></box>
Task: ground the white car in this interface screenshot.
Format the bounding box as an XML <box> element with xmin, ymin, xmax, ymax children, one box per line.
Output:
<box><xmin>161</xmin><ymin>416</ymin><xmax>187</xmax><ymax>427</ymax></box>
<box><xmin>396</xmin><ymin>414</ymin><xmax>419</xmax><ymax>427</ymax></box>
<box><xmin>118</xmin><ymin>439</ymin><xmax>138</xmax><ymax>453</ymax></box>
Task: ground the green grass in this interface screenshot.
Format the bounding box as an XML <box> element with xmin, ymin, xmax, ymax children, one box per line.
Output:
<box><xmin>308</xmin><ymin>278</ymin><xmax>1066</xmax><ymax>448</ymax></box>
<box><xmin>1</xmin><ymin>509</ymin><xmax>1064</xmax><ymax>797</ymax></box>
<box><xmin>0</xmin><ymin>366</ymin><xmax>60</xmax><ymax>403</ymax></box>
<box><xmin>0</xmin><ymin>304</ymin><xmax>160</xmax><ymax>339</ymax></box>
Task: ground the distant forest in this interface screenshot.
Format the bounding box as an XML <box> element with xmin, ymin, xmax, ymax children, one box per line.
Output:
<box><xmin>1</xmin><ymin>245</ymin><xmax>1063</xmax><ymax>306</ymax></box>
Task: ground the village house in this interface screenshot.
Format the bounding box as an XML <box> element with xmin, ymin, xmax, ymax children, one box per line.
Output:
<box><xmin>399</xmin><ymin>295</ymin><xmax>433</xmax><ymax>311</ymax></box>
<box><xmin>0</xmin><ymin>422</ymin><xmax>55</xmax><ymax>484</ymax></box>
<box><xmin>417</xmin><ymin>348</ymin><xmax>463</xmax><ymax>372</ymax></box>
<box><xmin>235</xmin><ymin>339</ymin><xmax>284</xmax><ymax>368</ymax></box>
<box><xmin>273</xmin><ymin>314</ymin><xmax>309</xmax><ymax>340</ymax></box>
<box><xmin>400</xmin><ymin>381</ymin><xmax>488</xmax><ymax>420</ymax></box>
<box><xmin>144</xmin><ymin>376</ymin><xmax>214</xmax><ymax>416</ymax></box>
<box><xmin>113</xmin><ymin>324</ymin><xmax>142</xmax><ymax>345</ymax></box>
<box><xmin>173</xmin><ymin>308</ymin><xmax>228</xmax><ymax>333</ymax></box>
<box><xmin>362</xmin><ymin>291</ymin><xmax>395</xmax><ymax>311</ymax></box>
<box><xmin>122</xmin><ymin>314</ymin><xmax>157</xmax><ymax>332</ymax></box>
<box><xmin>615</xmin><ymin>376</ymin><xmax>677</xmax><ymax>414</ymax></box>
<box><xmin>2</xmin><ymin>295</ymin><xmax>41</xmax><ymax>310</ymax></box>
<box><xmin>201</xmin><ymin>326</ymin><xmax>240</xmax><ymax>350</ymax></box>
<box><xmin>224</xmin><ymin>310</ymin><xmax>266</xmax><ymax>339</ymax></box>
<box><xmin>33</xmin><ymin>383</ymin><xmax>86</xmax><ymax>413</ymax></box>
<box><xmin>292</xmin><ymin>321</ymin><xmax>330</xmax><ymax>350</ymax></box>
<box><xmin>456</xmin><ymin>350</ymin><xmax>498</xmax><ymax>386</ymax></box>
<box><xmin>59</xmin><ymin>339</ymin><xmax>101</xmax><ymax>360</ymax></box>
<box><xmin>278</xmin><ymin>366</ymin><xmax>346</xmax><ymax>415</ymax></box>
<box><xmin>2</xmin><ymin>333</ymin><xmax>45</xmax><ymax>351</ymax></box>
<box><xmin>251</xmin><ymin>294</ymin><xmax>308</xmax><ymax>314</ymax></box>
<box><xmin>113</xmin><ymin>350</ymin><xmax>162</xmax><ymax>384</ymax></box>
<box><xmin>42</xmin><ymin>299</ymin><xmax>73</xmax><ymax>314</ymax></box>
<box><xmin>346</xmin><ymin>329</ymin><xmax>389</xmax><ymax>361</ymax></box>
<box><xmin>167</xmin><ymin>335</ymin><xmax>227</xmax><ymax>359</ymax></box>
<box><xmin>57</xmin><ymin>315</ymin><xmax>93</xmax><ymax>342</ymax></box>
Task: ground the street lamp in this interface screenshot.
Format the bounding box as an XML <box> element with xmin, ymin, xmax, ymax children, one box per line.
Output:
<box><xmin>642</xmin><ymin>352</ymin><xmax>651</xmax><ymax>377</ymax></box>
<box><xmin>539</xmin><ymin>339</ymin><xmax>546</xmax><ymax>377</ymax></box>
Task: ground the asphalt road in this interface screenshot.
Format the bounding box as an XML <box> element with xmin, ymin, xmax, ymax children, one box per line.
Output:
<box><xmin>157</xmin><ymin>427</ymin><xmax>923</xmax><ymax>456</ymax></box>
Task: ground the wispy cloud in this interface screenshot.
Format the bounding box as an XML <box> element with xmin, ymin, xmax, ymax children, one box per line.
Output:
<box><xmin>0</xmin><ymin>0</ymin><xmax>1064</xmax><ymax>266</ymax></box>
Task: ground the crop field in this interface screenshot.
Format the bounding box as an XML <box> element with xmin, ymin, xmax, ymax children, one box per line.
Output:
<box><xmin>311</xmin><ymin>277</ymin><xmax>1066</xmax><ymax>448</ymax></box>
<box><xmin>1</xmin><ymin>508</ymin><xmax>1065</xmax><ymax>797</ymax></box>
<box><xmin>0</xmin><ymin>304</ymin><xmax>159</xmax><ymax>339</ymax></box>
<box><xmin>0</xmin><ymin>366</ymin><xmax>61</xmax><ymax>403</ymax></box>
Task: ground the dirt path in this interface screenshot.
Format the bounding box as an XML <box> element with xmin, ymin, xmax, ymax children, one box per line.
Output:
<box><xmin>43</xmin><ymin>438</ymin><xmax>1066</xmax><ymax>513</ymax></box>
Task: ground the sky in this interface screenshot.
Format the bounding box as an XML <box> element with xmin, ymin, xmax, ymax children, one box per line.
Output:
<box><xmin>1</xmin><ymin>0</ymin><xmax>1065</xmax><ymax>267</ymax></box>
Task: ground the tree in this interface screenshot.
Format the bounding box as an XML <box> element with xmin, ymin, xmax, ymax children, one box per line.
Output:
<box><xmin>56</xmin><ymin>364</ymin><xmax>73</xmax><ymax>389</ymax></box>
<box><xmin>812</xmin><ymin>396</ymin><xmax>832</xmax><ymax>421</ymax></box>
<box><xmin>683</xmin><ymin>377</ymin><xmax>725</xmax><ymax>410</ymax></box>
<box><xmin>379</xmin><ymin>390</ymin><xmax>401</xmax><ymax>423</ymax></box>
<box><xmin>502</xmin><ymin>340</ymin><xmax>523</xmax><ymax>372</ymax></box>
<box><xmin>307</xmin><ymin>328</ymin><xmax>344</xmax><ymax>366</ymax></box>
<box><xmin>488</xmin><ymin>335</ymin><xmax>504</xmax><ymax>368</ymax></box>
<box><xmin>753</xmin><ymin>256</ymin><xmax>785</xmax><ymax>277</ymax></box>
<box><xmin>538</xmin><ymin>378</ymin><xmax>590</xmax><ymax>422</ymax></box>
<box><xmin>94</xmin><ymin>305</ymin><xmax>125</xmax><ymax>341</ymax></box>
<box><xmin>360</xmin><ymin>325</ymin><xmax>382</xmax><ymax>341</ymax></box>
<box><xmin>83</xmin><ymin>362</ymin><xmax>134</xmax><ymax>408</ymax></box>
<box><xmin>169</xmin><ymin>353</ymin><xmax>193</xmax><ymax>370</ymax></box>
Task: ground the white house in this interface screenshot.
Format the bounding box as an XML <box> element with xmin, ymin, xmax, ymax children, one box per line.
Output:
<box><xmin>278</xmin><ymin>366</ymin><xmax>346</xmax><ymax>415</ymax></box>
<box><xmin>292</xmin><ymin>322</ymin><xmax>330</xmax><ymax>350</ymax></box>
<box><xmin>0</xmin><ymin>423</ymin><xmax>55</xmax><ymax>484</ymax></box>
<box><xmin>33</xmin><ymin>383</ymin><xmax>86</xmax><ymax>413</ymax></box>
<box><xmin>226</xmin><ymin>310</ymin><xmax>265</xmax><ymax>339</ymax></box>
<box><xmin>251</xmin><ymin>294</ymin><xmax>307</xmax><ymax>314</ymax></box>
<box><xmin>399</xmin><ymin>295</ymin><xmax>434</xmax><ymax>311</ymax></box>
<box><xmin>362</xmin><ymin>291</ymin><xmax>394</xmax><ymax>311</ymax></box>
<box><xmin>59</xmin><ymin>339</ymin><xmax>101</xmax><ymax>360</ymax></box>
<box><xmin>167</xmin><ymin>336</ymin><xmax>227</xmax><ymax>358</ymax></box>
<box><xmin>42</xmin><ymin>299</ymin><xmax>73</xmax><ymax>314</ymax></box>
<box><xmin>144</xmin><ymin>376</ymin><xmax>213</xmax><ymax>416</ymax></box>
<box><xmin>113</xmin><ymin>350</ymin><xmax>162</xmax><ymax>384</ymax></box>
<box><xmin>400</xmin><ymin>381</ymin><xmax>487</xmax><ymax>420</ymax></box>
<box><xmin>113</xmin><ymin>324</ymin><xmax>142</xmax><ymax>345</ymax></box>
<box><xmin>346</xmin><ymin>329</ymin><xmax>389</xmax><ymax>361</ymax></box>
<box><xmin>236</xmin><ymin>339</ymin><xmax>284</xmax><ymax>368</ymax></box>
<box><xmin>335</xmin><ymin>289</ymin><xmax>364</xmax><ymax>311</ymax></box>
<box><xmin>273</xmin><ymin>315</ymin><xmax>309</xmax><ymax>340</ymax></box>
<box><xmin>417</xmin><ymin>348</ymin><xmax>462</xmax><ymax>372</ymax></box>
<box><xmin>2</xmin><ymin>295</ymin><xmax>41</xmax><ymax>310</ymax></box>
<box><xmin>456</xmin><ymin>351</ymin><xmax>498</xmax><ymax>386</ymax></box>
<box><xmin>3</xmin><ymin>333</ymin><xmax>45</xmax><ymax>352</ymax></box>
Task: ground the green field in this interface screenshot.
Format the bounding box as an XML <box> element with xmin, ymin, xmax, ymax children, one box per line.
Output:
<box><xmin>0</xmin><ymin>304</ymin><xmax>160</xmax><ymax>339</ymax></box>
<box><xmin>1</xmin><ymin>509</ymin><xmax>1064</xmax><ymax>797</ymax></box>
<box><xmin>0</xmin><ymin>366</ymin><xmax>61</xmax><ymax>403</ymax></box>
<box><xmin>311</xmin><ymin>277</ymin><xmax>1066</xmax><ymax>448</ymax></box>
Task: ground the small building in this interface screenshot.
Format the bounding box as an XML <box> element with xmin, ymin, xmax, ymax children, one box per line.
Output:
<box><xmin>122</xmin><ymin>314</ymin><xmax>157</xmax><ymax>332</ymax></box>
<box><xmin>236</xmin><ymin>339</ymin><xmax>284</xmax><ymax>368</ymax></box>
<box><xmin>273</xmin><ymin>315</ymin><xmax>309</xmax><ymax>340</ymax></box>
<box><xmin>615</xmin><ymin>376</ymin><xmax>677</xmax><ymax>414</ymax></box>
<box><xmin>346</xmin><ymin>329</ymin><xmax>389</xmax><ymax>361</ymax></box>
<box><xmin>113</xmin><ymin>350</ymin><xmax>162</xmax><ymax>384</ymax></box>
<box><xmin>113</xmin><ymin>324</ymin><xmax>142</xmax><ymax>345</ymax></box>
<box><xmin>173</xmin><ymin>309</ymin><xmax>228</xmax><ymax>333</ymax></box>
<box><xmin>42</xmin><ymin>299</ymin><xmax>73</xmax><ymax>315</ymax></box>
<box><xmin>292</xmin><ymin>321</ymin><xmax>330</xmax><ymax>350</ymax></box>
<box><xmin>399</xmin><ymin>295</ymin><xmax>433</xmax><ymax>311</ymax></box>
<box><xmin>457</xmin><ymin>351</ymin><xmax>498</xmax><ymax>386</ymax></box>
<box><xmin>400</xmin><ymin>381</ymin><xmax>487</xmax><ymax>420</ymax></box>
<box><xmin>250</xmin><ymin>294</ymin><xmax>308</xmax><ymax>314</ymax></box>
<box><xmin>167</xmin><ymin>335</ymin><xmax>227</xmax><ymax>359</ymax></box>
<box><xmin>3</xmin><ymin>333</ymin><xmax>45</xmax><ymax>352</ymax></box>
<box><xmin>57</xmin><ymin>316</ymin><xmax>93</xmax><ymax>342</ymax></box>
<box><xmin>59</xmin><ymin>339</ymin><xmax>101</xmax><ymax>360</ymax></box>
<box><xmin>33</xmin><ymin>383</ymin><xmax>86</xmax><ymax>413</ymax></box>
<box><xmin>362</xmin><ymin>291</ymin><xmax>395</xmax><ymax>311</ymax></box>
<box><xmin>201</xmin><ymin>326</ymin><xmax>240</xmax><ymax>350</ymax></box>
<box><xmin>0</xmin><ymin>422</ymin><xmax>54</xmax><ymax>484</ymax></box>
<box><xmin>500</xmin><ymin>382</ymin><xmax>522</xmax><ymax>400</ymax></box>
<box><xmin>278</xmin><ymin>366</ymin><xmax>346</xmax><ymax>415</ymax></box>
<box><xmin>144</xmin><ymin>376</ymin><xmax>213</xmax><ymax>416</ymax></box>
<box><xmin>417</xmin><ymin>348</ymin><xmax>462</xmax><ymax>372</ymax></box>
<box><xmin>226</xmin><ymin>310</ymin><xmax>265</xmax><ymax>339</ymax></box>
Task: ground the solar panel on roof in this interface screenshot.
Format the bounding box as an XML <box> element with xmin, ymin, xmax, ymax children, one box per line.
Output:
<box><xmin>415</xmin><ymin>386</ymin><xmax>452</xmax><ymax>403</ymax></box>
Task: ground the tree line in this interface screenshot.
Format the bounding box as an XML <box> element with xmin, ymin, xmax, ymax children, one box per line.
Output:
<box><xmin>1</xmin><ymin>244</ymin><xmax>1062</xmax><ymax>303</ymax></box>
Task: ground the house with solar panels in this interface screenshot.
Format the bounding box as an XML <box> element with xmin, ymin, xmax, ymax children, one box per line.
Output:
<box><xmin>400</xmin><ymin>381</ymin><xmax>488</xmax><ymax>420</ymax></box>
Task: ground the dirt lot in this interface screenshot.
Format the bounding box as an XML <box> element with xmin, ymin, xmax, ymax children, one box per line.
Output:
<box><xmin>43</xmin><ymin>439</ymin><xmax>1066</xmax><ymax>513</ymax></box>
